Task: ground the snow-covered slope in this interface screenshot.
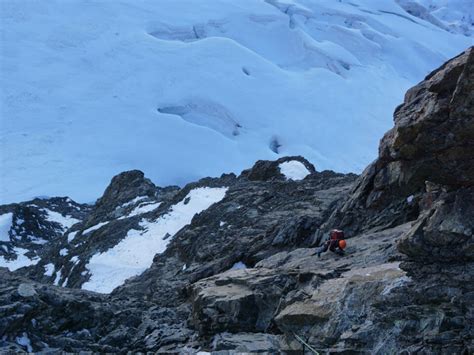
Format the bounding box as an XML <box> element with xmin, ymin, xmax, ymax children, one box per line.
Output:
<box><xmin>82</xmin><ymin>186</ymin><xmax>227</xmax><ymax>293</ymax></box>
<box><xmin>0</xmin><ymin>0</ymin><xmax>472</xmax><ymax>203</ymax></box>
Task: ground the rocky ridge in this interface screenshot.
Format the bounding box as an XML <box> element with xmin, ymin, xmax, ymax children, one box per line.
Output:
<box><xmin>0</xmin><ymin>47</ymin><xmax>473</xmax><ymax>353</ymax></box>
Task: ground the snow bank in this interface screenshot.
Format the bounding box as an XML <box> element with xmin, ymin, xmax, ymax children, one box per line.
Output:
<box><xmin>0</xmin><ymin>247</ymin><xmax>40</xmax><ymax>271</ymax></box>
<box><xmin>279</xmin><ymin>160</ymin><xmax>310</xmax><ymax>180</ymax></box>
<box><xmin>82</xmin><ymin>187</ymin><xmax>227</xmax><ymax>293</ymax></box>
<box><xmin>0</xmin><ymin>212</ymin><xmax>13</xmax><ymax>242</ymax></box>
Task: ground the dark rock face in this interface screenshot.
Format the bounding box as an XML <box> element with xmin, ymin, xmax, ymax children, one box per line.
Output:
<box><xmin>92</xmin><ymin>170</ymin><xmax>162</xmax><ymax>221</ymax></box>
<box><xmin>324</xmin><ymin>46</ymin><xmax>474</xmax><ymax>236</ymax></box>
<box><xmin>398</xmin><ymin>186</ymin><xmax>474</xmax><ymax>261</ymax></box>
<box><xmin>374</xmin><ymin>47</ymin><xmax>474</xmax><ymax>200</ymax></box>
<box><xmin>0</xmin><ymin>48</ymin><xmax>473</xmax><ymax>354</ymax></box>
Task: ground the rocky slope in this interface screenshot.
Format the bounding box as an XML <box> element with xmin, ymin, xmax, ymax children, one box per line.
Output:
<box><xmin>0</xmin><ymin>47</ymin><xmax>473</xmax><ymax>353</ymax></box>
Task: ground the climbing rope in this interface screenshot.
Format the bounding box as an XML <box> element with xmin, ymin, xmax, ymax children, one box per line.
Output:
<box><xmin>292</xmin><ymin>332</ymin><xmax>320</xmax><ymax>355</ymax></box>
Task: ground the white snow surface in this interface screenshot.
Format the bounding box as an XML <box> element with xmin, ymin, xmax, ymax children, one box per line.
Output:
<box><xmin>120</xmin><ymin>202</ymin><xmax>162</xmax><ymax>219</ymax></box>
<box><xmin>279</xmin><ymin>160</ymin><xmax>311</xmax><ymax>180</ymax></box>
<box><xmin>43</xmin><ymin>209</ymin><xmax>80</xmax><ymax>231</ymax></box>
<box><xmin>231</xmin><ymin>261</ymin><xmax>248</xmax><ymax>270</ymax></box>
<box><xmin>0</xmin><ymin>213</ymin><xmax>13</xmax><ymax>242</ymax></box>
<box><xmin>59</xmin><ymin>248</ymin><xmax>68</xmax><ymax>256</ymax></box>
<box><xmin>53</xmin><ymin>268</ymin><xmax>62</xmax><ymax>286</ymax></box>
<box><xmin>15</xmin><ymin>333</ymin><xmax>33</xmax><ymax>353</ymax></box>
<box><xmin>1</xmin><ymin>0</ymin><xmax>473</xmax><ymax>204</ymax></box>
<box><xmin>43</xmin><ymin>263</ymin><xmax>55</xmax><ymax>277</ymax></box>
<box><xmin>28</xmin><ymin>236</ymin><xmax>48</xmax><ymax>245</ymax></box>
<box><xmin>67</xmin><ymin>231</ymin><xmax>78</xmax><ymax>243</ymax></box>
<box><xmin>82</xmin><ymin>221</ymin><xmax>109</xmax><ymax>235</ymax></box>
<box><xmin>0</xmin><ymin>247</ymin><xmax>40</xmax><ymax>271</ymax></box>
<box><xmin>82</xmin><ymin>187</ymin><xmax>227</xmax><ymax>293</ymax></box>
<box><xmin>119</xmin><ymin>196</ymin><xmax>148</xmax><ymax>209</ymax></box>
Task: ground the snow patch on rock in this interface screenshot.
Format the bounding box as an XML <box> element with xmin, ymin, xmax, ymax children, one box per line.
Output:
<box><xmin>67</xmin><ymin>231</ymin><xmax>78</xmax><ymax>243</ymax></box>
<box><xmin>82</xmin><ymin>187</ymin><xmax>228</xmax><ymax>293</ymax></box>
<box><xmin>0</xmin><ymin>247</ymin><xmax>40</xmax><ymax>271</ymax></box>
<box><xmin>120</xmin><ymin>202</ymin><xmax>162</xmax><ymax>219</ymax></box>
<box><xmin>0</xmin><ymin>213</ymin><xmax>13</xmax><ymax>242</ymax></box>
<box><xmin>230</xmin><ymin>261</ymin><xmax>247</xmax><ymax>270</ymax></box>
<box><xmin>120</xmin><ymin>196</ymin><xmax>148</xmax><ymax>209</ymax></box>
<box><xmin>15</xmin><ymin>332</ymin><xmax>33</xmax><ymax>352</ymax></box>
<box><xmin>43</xmin><ymin>263</ymin><xmax>55</xmax><ymax>277</ymax></box>
<box><xmin>83</xmin><ymin>221</ymin><xmax>109</xmax><ymax>235</ymax></box>
<box><xmin>43</xmin><ymin>209</ymin><xmax>80</xmax><ymax>231</ymax></box>
<box><xmin>279</xmin><ymin>160</ymin><xmax>310</xmax><ymax>181</ymax></box>
<box><xmin>53</xmin><ymin>268</ymin><xmax>62</xmax><ymax>286</ymax></box>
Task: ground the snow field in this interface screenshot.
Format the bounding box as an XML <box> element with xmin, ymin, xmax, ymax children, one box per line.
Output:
<box><xmin>1</xmin><ymin>0</ymin><xmax>472</xmax><ymax>204</ymax></box>
<box><xmin>82</xmin><ymin>187</ymin><xmax>228</xmax><ymax>293</ymax></box>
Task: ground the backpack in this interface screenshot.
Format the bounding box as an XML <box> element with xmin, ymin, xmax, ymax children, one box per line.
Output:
<box><xmin>330</xmin><ymin>229</ymin><xmax>344</xmax><ymax>240</ymax></box>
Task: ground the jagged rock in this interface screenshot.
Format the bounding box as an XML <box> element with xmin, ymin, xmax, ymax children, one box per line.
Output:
<box><xmin>398</xmin><ymin>186</ymin><xmax>474</xmax><ymax>261</ymax></box>
<box><xmin>323</xmin><ymin>46</ymin><xmax>473</xmax><ymax>236</ymax></box>
<box><xmin>95</xmin><ymin>170</ymin><xmax>156</xmax><ymax>207</ymax></box>
<box><xmin>0</xmin><ymin>268</ymin><xmax>118</xmax><ymax>352</ymax></box>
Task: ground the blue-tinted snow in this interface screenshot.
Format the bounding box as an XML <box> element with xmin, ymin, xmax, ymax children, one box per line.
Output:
<box><xmin>0</xmin><ymin>0</ymin><xmax>472</xmax><ymax>203</ymax></box>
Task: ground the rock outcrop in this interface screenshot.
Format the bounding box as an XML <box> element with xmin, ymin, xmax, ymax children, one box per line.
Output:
<box><xmin>324</xmin><ymin>46</ymin><xmax>474</xmax><ymax>236</ymax></box>
<box><xmin>0</xmin><ymin>47</ymin><xmax>473</xmax><ymax>353</ymax></box>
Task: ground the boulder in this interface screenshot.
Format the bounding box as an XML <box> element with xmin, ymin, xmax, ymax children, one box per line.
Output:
<box><xmin>191</xmin><ymin>268</ymin><xmax>298</xmax><ymax>335</ymax></box>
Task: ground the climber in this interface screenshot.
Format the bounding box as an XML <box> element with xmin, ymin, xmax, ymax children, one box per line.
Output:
<box><xmin>315</xmin><ymin>229</ymin><xmax>346</xmax><ymax>257</ymax></box>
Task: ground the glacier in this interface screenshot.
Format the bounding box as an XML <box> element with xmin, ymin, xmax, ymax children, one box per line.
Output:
<box><xmin>0</xmin><ymin>0</ymin><xmax>472</xmax><ymax>203</ymax></box>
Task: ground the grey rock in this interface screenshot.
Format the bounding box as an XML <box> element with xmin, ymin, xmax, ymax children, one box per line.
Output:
<box><xmin>17</xmin><ymin>283</ymin><xmax>37</xmax><ymax>298</ymax></box>
<box><xmin>211</xmin><ymin>332</ymin><xmax>282</xmax><ymax>353</ymax></box>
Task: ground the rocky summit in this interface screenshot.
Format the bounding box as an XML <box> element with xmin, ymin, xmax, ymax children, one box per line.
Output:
<box><xmin>1</xmin><ymin>47</ymin><xmax>473</xmax><ymax>354</ymax></box>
